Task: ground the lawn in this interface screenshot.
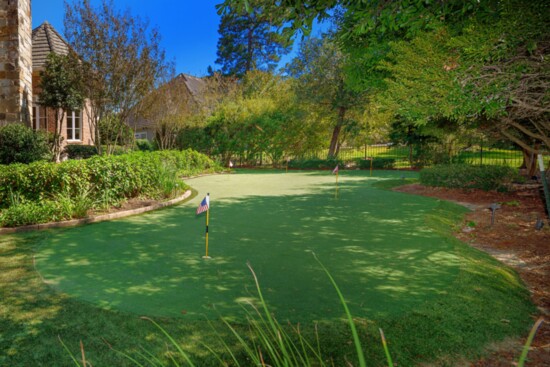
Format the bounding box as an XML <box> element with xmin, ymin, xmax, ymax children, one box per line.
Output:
<box><xmin>0</xmin><ymin>170</ymin><xmax>536</xmax><ymax>366</ymax></box>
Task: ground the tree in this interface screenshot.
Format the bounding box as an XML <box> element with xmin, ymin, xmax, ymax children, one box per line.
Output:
<box><xmin>64</xmin><ymin>0</ymin><xmax>172</xmax><ymax>154</ymax></box>
<box><xmin>39</xmin><ymin>52</ymin><xmax>85</xmax><ymax>162</ymax></box>
<box><xmin>286</xmin><ymin>37</ymin><xmax>364</xmax><ymax>158</ymax></box>
<box><xmin>376</xmin><ymin>1</ymin><xmax>549</xmax><ymax>172</ymax></box>
<box><xmin>214</xmin><ymin>4</ymin><xmax>291</xmax><ymax>77</ymax></box>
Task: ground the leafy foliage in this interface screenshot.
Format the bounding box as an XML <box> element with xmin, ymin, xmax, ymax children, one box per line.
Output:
<box><xmin>64</xmin><ymin>0</ymin><xmax>173</xmax><ymax>154</ymax></box>
<box><xmin>0</xmin><ymin>124</ymin><xmax>51</xmax><ymax>165</ymax></box>
<box><xmin>214</xmin><ymin>4</ymin><xmax>291</xmax><ymax>76</ymax></box>
<box><xmin>420</xmin><ymin>164</ymin><xmax>522</xmax><ymax>191</ymax></box>
<box><xmin>39</xmin><ymin>52</ymin><xmax>86</xmax><ymax>161</ymax></box>
<box><xmin>63</xmin><ymin>144</ymin><xmax>98</xmax><ymax>160</ymax></box>
<box><xmin>0</xmin><ymin>150</ymin><xmax>221</xmax><ymax>226</ymax></box>
<box><xmin>178</xmin><ymin>71</ymin><xmax>324</xmax><ymax>166</ymax></box>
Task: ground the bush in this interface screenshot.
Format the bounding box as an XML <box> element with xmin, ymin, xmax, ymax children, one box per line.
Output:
<box><xmin>0</xmin><ymin>123</ymin><xmax>51</xmax><ymax>164</ymax></box>
<box><xmin>420</xmin><ymin>164</ymin><xmax>522</xmax><ymax>191</ymax></box>
<box><xmin>64</xmin><ymin>144</ymin><xmax>98</xmax><ymax>159</ymax></box>
<box><xmin>135</xmin><ymin>139</ymin><xmax>154</xmax><ymax>151</ymax></box>
<box><xmin>288</xmin><ymin>158</ymin><xmax>343</xmax><ymax>170</ymax></box>
<box><xmin>0</xmin><ymin>150</ymin><xmax>222</xmax><ymax>226</ymax></box>
<box><xmin>355</xmin><ymin>157</ymin><xmax>396</xmax><ymax>169</ymax></box>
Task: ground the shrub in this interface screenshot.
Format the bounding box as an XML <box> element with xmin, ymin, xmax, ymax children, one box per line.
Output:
<box><xmin>420</xmin><ymin>164</ymin><xmax>522</xmax><ymax>191</ymax></box>
<box><xmin>355</xmin><ymin>157</ymin><xmax>396</xmax><ymax>169</ymax></box>
<box><xmin>64</xmin><ymin>144</ymin><xmax>98</xmax><ymax>159</ymax></box>
<box><xmin>135</xmin><ymin>139</ymin><xmax>154</xmax><ymax>151</ymax></box>
<box><xmin>0</xmin><ymin>123</ymin><xmax>51</xmax><ymax>164</ymax></box>
<box><xmin>288</xmin><ymin>158</ymin><xmax>343</xmax><ymax>170</ymax></box>
<box><xmin>0</xmin><ymin>150</ymin><xmax>222</xmax><ymax>225</ymax></box>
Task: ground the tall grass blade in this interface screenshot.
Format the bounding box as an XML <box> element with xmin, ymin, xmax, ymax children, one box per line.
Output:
<box><xmin>313</xmin><ymin>253</ymin><xmax>367</xmax><ymax>367</ymax></box>
<box><xmin>517</xmin><ymin>317</ymin><xmax>544</xmax><ymax>367</ymax></box>
<box><xmin>58</xmin><ymin>336</ymin><xmax>83</xmax><ymax>367</ymax></box>
<box><xmin>141</xmin><ymin>316</ymin><xmax>196</xmax><ymax>367</ymax></box>
<box><xmin>379</xmin><ymin>329</ymin><xmax>394</xmax><ymax>367</ymax></box>
<box><xmin>247</xmin><ymin>262</ymin><xmax>293</xmax><ymax>362</ymax></box>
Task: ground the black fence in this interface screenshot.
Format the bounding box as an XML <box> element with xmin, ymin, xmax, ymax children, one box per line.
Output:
<box><xmin>228</xmin><ymin>144</ymin><xmax>542</xmax><ymax>169</ymax></box>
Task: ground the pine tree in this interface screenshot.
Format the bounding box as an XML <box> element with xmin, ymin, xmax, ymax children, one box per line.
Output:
<box><xmin>214</xmin><ymin>6</ymin><xmax>291</xmax><ymax>77</ymax></box>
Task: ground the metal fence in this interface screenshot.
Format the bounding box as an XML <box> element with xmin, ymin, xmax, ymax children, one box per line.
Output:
<box><xmin>232</xmin><ymin>144</ymin><xmax>529</xmax><ymax>169</ymax></box>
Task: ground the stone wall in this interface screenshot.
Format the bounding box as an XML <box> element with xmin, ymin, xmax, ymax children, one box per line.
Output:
<box><xmin>0</xmin><ymin>0</ymin><xmax>32</xmax><ymax>126</ymax></box>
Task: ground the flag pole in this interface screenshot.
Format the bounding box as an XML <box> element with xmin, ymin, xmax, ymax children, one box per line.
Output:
<box><xmin>202</xmin><ymin>193</ymin><xmax>211</xmax><ymax>259</ymax></box>
<box><xmin>204</xmin><ymin>208</ymin><xmax>210</xmax><ymax>258</ymax></box>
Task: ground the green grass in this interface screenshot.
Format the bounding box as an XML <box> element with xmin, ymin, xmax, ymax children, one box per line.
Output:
<box><xmin>1</xmin><ymin>170</ymin><xmax>536</xmax><ymax>366</ymax></box>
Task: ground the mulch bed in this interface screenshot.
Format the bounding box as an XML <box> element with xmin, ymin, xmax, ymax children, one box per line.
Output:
<box><xmin>395</xmin><ymin>184</ymin><xmax>549</xmax><ymax>366</ymax></box>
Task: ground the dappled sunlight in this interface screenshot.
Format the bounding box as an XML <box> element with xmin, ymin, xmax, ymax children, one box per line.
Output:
<box><xmin>33</xmin><ymin>170</ymin><xmax>474</xmax><ymax>321</ymax></box>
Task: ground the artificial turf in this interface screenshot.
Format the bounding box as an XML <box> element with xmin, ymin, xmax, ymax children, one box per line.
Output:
<box><xmin>2</xmin><ymin>170</ymin><xmax>536</xmax><ymax>366</ymax></box>
<box><xmin>34</xmin><ymin>171</ymin><xmax>514</xmax><ymax>320</ymax></box>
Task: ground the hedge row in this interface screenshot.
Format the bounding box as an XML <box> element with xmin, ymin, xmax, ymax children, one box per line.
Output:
<box><xmin>419</xmin><ymin>164</ymin><xmax>521</xmax><ymax>191</ymax></box>
<box><xmin>0</xmin><ymin>149</ymin><xmax>220</xmax><ymax>210</ymax></box>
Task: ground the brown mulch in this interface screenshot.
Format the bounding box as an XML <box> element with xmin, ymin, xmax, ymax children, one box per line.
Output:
<box><xmin>395</xmin><ymin>184</ymin><xmax>550</xmax><ymax>366</ymax></box>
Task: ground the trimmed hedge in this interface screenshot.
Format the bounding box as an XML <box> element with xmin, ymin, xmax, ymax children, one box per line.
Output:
<box><xmin>0</xmin><ymin>150</ymin><xmax>221</xmax><ymax>226</ymax></box>
<box><xmin>420</xmin><ymin>164</ymin><xmax>522</xmax><ymax>191</ymax></box>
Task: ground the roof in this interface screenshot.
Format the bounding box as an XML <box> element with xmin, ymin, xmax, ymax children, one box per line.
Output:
<box><xmin>32</xmin><ymin>21</ymin><xmax>70</xmax><ymax>70</ymax></box>
<box><xmin>128</xmin><ymin>74</ymin><xmax>206</xmax><ymax>131</ymax></box>
<box><xmin>178</xmin><ymin>74</ymin><xmax>206</xmax><ymax>101</ymax></box>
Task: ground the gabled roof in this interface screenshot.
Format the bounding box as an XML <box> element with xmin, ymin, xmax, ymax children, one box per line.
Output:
<box><xmin>178</xmin><ymin>74</ymin><xmax>206</xmax><ymax>101</ymax></box>
<box><xmin>32</xmin><ymin>21</ymin><xmax>70</xmax><ymax>70</ymax></box>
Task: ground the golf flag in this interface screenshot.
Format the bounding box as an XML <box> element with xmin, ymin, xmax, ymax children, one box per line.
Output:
<box><xmin>196</xmin><ymin>194</ymin><xmax>210</xmax><ymax>215</ymax></box>
<box><xmin>332</xmin><ymin>165</ymin><xmax>339</xmax><ymax>174</ymax></box>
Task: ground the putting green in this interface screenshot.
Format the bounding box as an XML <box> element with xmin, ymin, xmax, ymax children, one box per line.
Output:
<box><xmin>36</xmin><ymin>170</ymin><xmax>469</xmax><ymax>321</ymax></box>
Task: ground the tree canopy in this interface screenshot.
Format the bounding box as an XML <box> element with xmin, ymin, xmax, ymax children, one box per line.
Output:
<box><xmin>214</xmin><ymin>4</ymin><xmax>291</xmax><ymax>77</ymax></box>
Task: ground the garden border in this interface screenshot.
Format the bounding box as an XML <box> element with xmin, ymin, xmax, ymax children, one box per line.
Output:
<box><xmin>0</xmin><ymin>190</ymin><xmax>193</xmax><ymax>234</ymax></box>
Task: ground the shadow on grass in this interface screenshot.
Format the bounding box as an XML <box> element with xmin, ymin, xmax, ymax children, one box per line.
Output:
<box><xmin>1</xmin><ymin>171</ymin><xmax>536</xmax><ymax>366</ymax></box>
<box><xmin>34</xmin><ymin>176</ymin><xmax>464</xmax><ymax>321</ymax></box>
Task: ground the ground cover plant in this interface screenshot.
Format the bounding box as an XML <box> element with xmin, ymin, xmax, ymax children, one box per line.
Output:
<box><xmin>0</xmin><ymin>149</ymin><xmax>221</xmax><ymax>227</ymax></box>
<box><xmin>0</xmin><ymin>170</ymin><xmax>536</xmax><ymax>366</ymax></box>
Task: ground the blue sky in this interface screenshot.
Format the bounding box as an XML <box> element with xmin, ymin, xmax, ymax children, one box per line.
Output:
<box><xmin>32</xmin><ymin>0</ymin><xmax>330</xmax><ymax>77</ymax></box>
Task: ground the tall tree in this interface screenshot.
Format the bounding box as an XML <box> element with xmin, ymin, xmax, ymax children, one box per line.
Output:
<box><xmin>214</xmin><ymin>5</ymin><xmax>291</xmax><ymax>77</ymax></box>
<box><xmin>39</xmin><ymin>52</ymin><xmax>85</xmax><ymax>162</ymax></box>
<box><xmin>286</xmin><ymin>37</ymin><xmax>363</xmax><ymax>158</ymax></box>
<box><xmin>64</xmin><ymin>0</ymin><xmax>172</xmax><ymax>154</ymax></box>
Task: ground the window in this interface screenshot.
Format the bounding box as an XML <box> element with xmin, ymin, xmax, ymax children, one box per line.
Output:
<box><xmin>67</xmin><ymin>110</ymin><xmax>81</xmax><ymax>141</ymax></box>
<box><xmin>135</xmin><ymin>132</ymin><xmax>147</xmax><ymax>140</ymax></box>
<box><xmin>32</xmin><ymin>106</ymin><xmax>48</xmax><ymax>130</ymax></box>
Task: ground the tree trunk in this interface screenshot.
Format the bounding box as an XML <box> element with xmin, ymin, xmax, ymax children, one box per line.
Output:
<box><xmin>521</xmin><ymin>145</ymin><xmax>539</xmax><ymax>177</ymax></box>
<box><xmin>328</xmin><ymin>107</ymin><xmax>345</xmax><ymax>159</ymax></box>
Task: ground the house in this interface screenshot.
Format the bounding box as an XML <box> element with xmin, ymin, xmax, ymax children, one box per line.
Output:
<box><xmin>129</xmin><ymin>73</ymin><xmax>206</xmax><ymax>141</ymax></box>
<box><xmin>30</xmin><ymin>21</ymin><xmax>93</xmax><ymax>147</ymax></box>
<box><xmin>0</xmin><ymin>0</ymin><xmax>93</xmax><ymax>148</ymax></box>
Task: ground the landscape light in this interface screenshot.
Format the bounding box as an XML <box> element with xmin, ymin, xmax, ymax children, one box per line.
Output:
<box><xmin>489</xmin><ymin>203</ymin><xmax>501</xmax><ymax>226</ymax></box>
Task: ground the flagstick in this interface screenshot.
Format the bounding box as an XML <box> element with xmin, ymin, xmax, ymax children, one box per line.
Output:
<box><xmin>202</xmin><ymin>208</ymin><xmax>211</xmax><ymax>259</ymax></box>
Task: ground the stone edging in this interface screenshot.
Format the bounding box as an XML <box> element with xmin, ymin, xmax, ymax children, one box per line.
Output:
<box><xmin>0</xmin><ymin>190</ymin><xmax>193</xmax><ymax>234</ymax></box>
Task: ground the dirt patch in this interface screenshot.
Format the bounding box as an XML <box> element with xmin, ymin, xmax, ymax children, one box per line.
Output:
<box><xmin>394</xmin><ymin>184</ymin><xmax>550</xmax><ymax>366</ymax></box>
